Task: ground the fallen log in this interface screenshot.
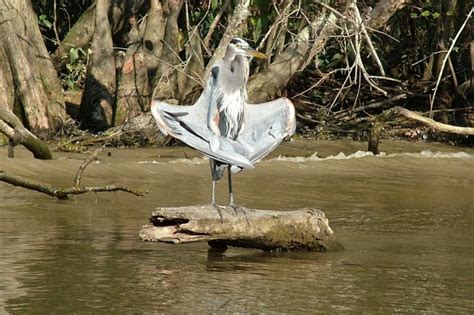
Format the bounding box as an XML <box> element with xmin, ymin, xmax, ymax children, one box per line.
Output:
<box><xmin>139</xmin><ymin>205</ymin><xmax>340</xmax><ymax>251</ymax></box>
<box><xmin>368</xmin><ymin>106</ymin><xmax>474</xmax><ymax>154</ymax></box>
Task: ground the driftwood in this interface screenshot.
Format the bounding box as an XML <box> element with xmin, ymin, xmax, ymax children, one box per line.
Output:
<box><xmin>0</xmin><ymin>146</ymin><xmax>146</xmax><ymax>199</ymax></box>
<box><xmin>140</xmin><ymin>205</ymin><xmax>339</xmax><ymax>251</ymax></box>
<box><xmin>0</xmin><ymin>171</ymin><xmax>146</xmax><ymax>200</ymax></box>
<box><xmin>368</xmin><ymin>106</ymin><xmax>474</xmax><ymax>154</ymax></box>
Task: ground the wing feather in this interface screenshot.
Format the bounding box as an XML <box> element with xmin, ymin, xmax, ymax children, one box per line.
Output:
<box><xmin>239</xmin><ymin>98</ymin><xmax>296</xmax><ymax>163</ymax></box>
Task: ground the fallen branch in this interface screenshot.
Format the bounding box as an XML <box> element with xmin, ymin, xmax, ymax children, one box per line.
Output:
<box><xmin>368</xmin><ymin>106</ymin><xmax>474</xmax><ymax>154</ymax></box>
<box><xmin>390</xmin><ymin>106</ymin><xmax>474</xmax><ymax>135</ymax></box>
<box><xmin>139</xmin><ymin>205</ymin><xmax>340</xmax><ymax>251</ymax></box>
<box><xmin>74</xmin><ymin>146</ymin><xmax>104</xmax><ymax>186</ymax></box>
<box><xmin>0</xmin><ymin>170</ymin><xmax>146</xmax><ymax>199</ymax></box>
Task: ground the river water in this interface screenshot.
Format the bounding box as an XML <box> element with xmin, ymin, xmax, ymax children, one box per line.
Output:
<box><xmin>0</xmin><ymin>139</ymin><xmax>473</xmax><ymax>313</ymax></box>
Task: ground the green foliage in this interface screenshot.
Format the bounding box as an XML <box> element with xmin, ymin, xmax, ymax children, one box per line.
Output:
<box><xmin>38</xmin><ymin>14</ymin><xmax>52</xmax><ymax>29</ymax></box>
<box><xmin>60</xmin><ymin>47</ymin><xmax>88</xmax><ymax>91</ymax></box>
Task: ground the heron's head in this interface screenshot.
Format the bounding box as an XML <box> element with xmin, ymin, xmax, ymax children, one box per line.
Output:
<box><xmin>228</xmin><ymin>38</ymin><xmax>267</xmax><ymax>59</ymax></box>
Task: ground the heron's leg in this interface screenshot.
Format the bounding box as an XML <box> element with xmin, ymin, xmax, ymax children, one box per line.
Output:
<box><xmin>228</xmin><ymin>167</ymin><xmax>234</xmax><ymax>206</ymax></box>
<box><xmin>211</xmin><ymin>180</ymin><xmax>216</xmax><ymax>205</ymax></box>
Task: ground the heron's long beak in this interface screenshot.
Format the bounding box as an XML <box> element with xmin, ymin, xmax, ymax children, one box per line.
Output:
<box><xmin>244</xmin><ymin>47</ymin><xmax>267</xmax><ymax>59</ymax></box>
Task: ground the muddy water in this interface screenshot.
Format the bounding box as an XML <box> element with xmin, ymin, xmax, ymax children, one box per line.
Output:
<box><xmin>0</xmin><ymin>140</ymin><xmax>473</xmax><ymax>313</ymax></box>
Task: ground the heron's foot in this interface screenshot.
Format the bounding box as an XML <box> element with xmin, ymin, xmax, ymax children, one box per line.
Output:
<box><xmin>229</xmin><ymin>203</ymin><xmax>250</xmax><ymax>225</ymax></box>
<box><xmin>211</xmin><ymin>203</ymin><xmax>232</xmax><ymax>223</ymax></box>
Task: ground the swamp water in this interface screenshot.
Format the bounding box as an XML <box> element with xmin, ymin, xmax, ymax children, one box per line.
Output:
<box><xmin>0</xmin><ymin>140</ymin><xmax>473</xmax><ymax>313</ymax></box>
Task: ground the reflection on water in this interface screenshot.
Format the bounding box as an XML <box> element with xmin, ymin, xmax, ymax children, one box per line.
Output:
<box><xmin>0</xmin><ymin>140</ymin><xmax>473</xmax><ymax>313</ymax></box>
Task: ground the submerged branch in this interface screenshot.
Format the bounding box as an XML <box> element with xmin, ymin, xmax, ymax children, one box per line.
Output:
<box><xmin>0</xmin><ymin>170</ymin><xmax>146</xmax><ymax>199</ymax></box>
<box><xmin>0</xmin><ymin>170</ymin><xmax>147</xmax><ymax>199</ymax></box>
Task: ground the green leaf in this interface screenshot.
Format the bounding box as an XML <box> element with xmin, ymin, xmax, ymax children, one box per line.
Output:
<box><xmin>250</xmin><ymin>16</ymin><xmax>257</xmax><ymax>27</ymax></box>
<box><xmin>211</xmin><ymin>0</ymin><xmax>218</xmax><ymax>11</ymax></box>
<box><xmin>253</xmin><ymin>17</ymin><xmax>262</xmax><ymax>42</ymax></box>
<box><xmin>410</xmin><ymin>12</ymin><xmax>418</xmax><ymax>18</ymax></box>
<box><xmin>69</xmin><ymin>48</ymin><xmax>79</xmax><ymax>64</ymax></box>
<box><xmin>432</xmin><ymin>12</ymin><xmax>440</xmax><ymax>19</ymax></box>
<box><xmin>421</xmin><ymin>10</ymin><xmax>430</xmax><ymax>17</ymax></box>
<box><xmin>39</xmin><ymin>14</ymin><xmax>52</xmax><ymax>28</ymax></box>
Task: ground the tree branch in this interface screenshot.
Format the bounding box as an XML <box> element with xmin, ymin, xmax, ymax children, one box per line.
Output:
<box><xmin>0</xmin><ymin>170</ymin><xmax>147</xmax><ymax>200</ymax></box>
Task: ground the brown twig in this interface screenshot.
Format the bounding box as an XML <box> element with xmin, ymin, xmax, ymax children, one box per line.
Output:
<box><xmin>74</xmin><ymin>146</ymin><xmax>104</xmax><ymax>187</ymax></box>
<box><xmin>352</xmin><ymin>3</ymin><xmax>385</xmax><ymax>76</ymax></box>
<box><xmin>0</xmin><ymin>170</ymin><xmax>147</xmax><ymax>200</ymax></box>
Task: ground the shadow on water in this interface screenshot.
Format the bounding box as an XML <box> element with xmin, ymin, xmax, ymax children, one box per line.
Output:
<box><xmin>0</xmin><ymin>139</ymin><xmax>473</xmax><ymax>313</ymax></box>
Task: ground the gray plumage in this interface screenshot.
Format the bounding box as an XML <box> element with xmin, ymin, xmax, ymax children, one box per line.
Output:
<box><xmin>151</xmin><ymin>38</ymin><xmax>296</xmax><ymax>205</ymax></box>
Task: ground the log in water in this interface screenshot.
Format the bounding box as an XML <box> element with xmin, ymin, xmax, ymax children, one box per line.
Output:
<box><xmin>139</xmin><ymin>205</ymin><xmax>339</xmax><ymax>251</ymax></box>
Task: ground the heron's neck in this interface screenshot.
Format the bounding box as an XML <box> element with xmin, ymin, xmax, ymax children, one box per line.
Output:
<box><xmin>224</xmin><ymin>54</ymin><xmax>249</xmax><ymax>91</ymax></box>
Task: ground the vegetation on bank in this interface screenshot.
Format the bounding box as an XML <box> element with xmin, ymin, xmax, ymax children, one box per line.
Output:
<box><xmin>0</xmin><ymin>0</ymin><xmax>473</xmax><ymax>157</ymax></box>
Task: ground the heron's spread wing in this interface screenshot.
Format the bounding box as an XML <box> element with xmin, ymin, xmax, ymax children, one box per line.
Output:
<box><xmin>239</xmin><ymin>98</ymin><xmax>296</xmax><ymax>163</ymax></box>
<box><xmin>150</xmin><ymin>93</ymin><xmax>254</xmax><ymax>169</ymax></box>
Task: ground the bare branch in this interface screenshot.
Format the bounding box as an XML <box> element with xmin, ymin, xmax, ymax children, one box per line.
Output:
<box><xmin>430</xmin><ymin>7</ymin><xmax>473</xmax><ymax>117</ymax></box>
<box><xmin>203</xmin><ymin>0</ymin><xmax>251</xmax><ymax>83</ymax></box>
<box><xmin>0</xmin><ymin>170</ymin><xmax>147</xmax><ymax>200</ymax></box>
<box><xmin>203</xmin><ymin>0</ymin><xmax>230</xmax><ymax>52</ymax></box>
<box><xmin>74</xmin><ymin>146</ymin><xmax>104</xmax><ymax>187</ymax></box>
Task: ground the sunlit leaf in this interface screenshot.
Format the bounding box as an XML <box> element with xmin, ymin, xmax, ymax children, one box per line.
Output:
<box><xmin>421</xmin><ymin>10</ymin><xmax>430</xmax><ymax>17</ymax></box>
<box><xmin>211</xmin><ymin>0</ymin><xmax>218</xmax><ymax>11</ymax></box>
<box><xmin>69</xmin><ymin>48</ymin><xmax>79</xmax><ymax>64</ymax></box>
<box><xmin>253</xmin><ymin>17</ymin><xmax>262</xmax><ymax>42</ymax></box>
<box><xmin>39</xmin><ymin>14</ymin><xmax>52</xmax><ymax>28</ymax></box>
<box><xmin>432</xmin><ymin>12</ymin><xmax>440</xmax><ymax>19</ymax></box>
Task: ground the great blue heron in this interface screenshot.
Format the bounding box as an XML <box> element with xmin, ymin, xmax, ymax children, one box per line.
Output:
<box><xmin>151</xmin><ymin>37</ymin><xmax>296</xmax><ymax>206</ymax></box>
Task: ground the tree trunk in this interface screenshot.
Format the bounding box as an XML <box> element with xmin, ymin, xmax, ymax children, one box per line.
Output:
<box><xmin>79</xmin><ymin>0</ymin><xmax>116</xmax><ymax>131</ymax></box>
<box><xmin>0</xmin><ymin>0</ymin><xmax>67</xmax><ymax>137</ymax></box>
<box><xmin>177</xmin><ymin>27</ymin><xmax>205</xmax><ymax>102</ymax></box>
<box><xmin>142</xmin><ymin>0</ymin><xmax>166</xmax><ymax>77</ymax></box>
<box><xmin>114</xmin><ymin>16</ymin><xmax>151</xmax><ymax>125</ymax></box>
<box><xmin>139</xmin><ymin>205</ymin><xmax>339</xmax><ymax>251</ymax></box>
<box><xmin>153</xmin><ymin>0</ymin><xmax>184</xmax><ymax>100</ymax></box>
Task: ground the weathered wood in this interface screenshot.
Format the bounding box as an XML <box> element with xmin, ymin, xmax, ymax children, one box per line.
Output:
<box><xmin>0</xmin><ymin>107</ymin><xmax>53</xmax><ymax>160</ymax></box>
<box><xmin>368</xmin><ymin>106</ymin><xmax>474</xmax><ymax>154</ymax></box>
<box><xmin>140</xmin><ymin>205</ymin><xmax>339</xmax><ymax>251</ymax></box>
<box><xmin>386</xmin><ymin>106</ymin><xmax>474</xmax><ymax>135</ymax></box>
<box><xmin>0</xmin><ymin>170</ymin><xmax>146</xmax><ymax>200</ymax></box>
